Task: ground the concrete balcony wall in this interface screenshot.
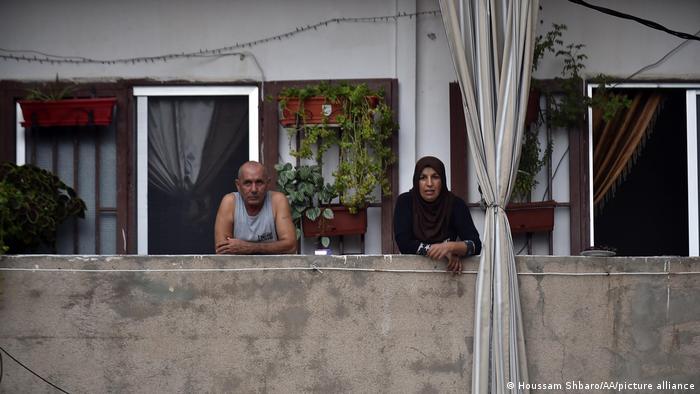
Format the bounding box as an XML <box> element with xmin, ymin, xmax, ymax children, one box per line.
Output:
<box><xmin>0</xmin><ymin>255</ymin><xmax>699</xmax><ymax>393</ymax></box>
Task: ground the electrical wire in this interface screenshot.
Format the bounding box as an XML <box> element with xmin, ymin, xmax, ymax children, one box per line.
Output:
<box><xmin>613</xmin><ymin>28</ymin><xmax>700</xmax><ymax>86</ymax></box>
<box><xmin>0</xmin><ymin>10</ymin><xmax>441</xmax><ymax>66</ymax></box>
<box><xmin>0</xmin><ymin>345</ymin><xmax>71</xmax><ymax>393</ymax></box>
<box><xmin>567</xmin><ymin>0</ymin><xmax>700</xmax><ymax>42</ymax></box>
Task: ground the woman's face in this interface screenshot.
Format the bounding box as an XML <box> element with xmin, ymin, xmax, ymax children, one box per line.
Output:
<box><xmin>418</xmin><ymin>166</ymin><xmax>442</xmax><ymax>202</ymax></box>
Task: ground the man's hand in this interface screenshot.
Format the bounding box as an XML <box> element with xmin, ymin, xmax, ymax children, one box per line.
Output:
<box><xmin>216</xmin><ymin>237</ymin><xmax>251</xmax><ymax>254</ymax></box>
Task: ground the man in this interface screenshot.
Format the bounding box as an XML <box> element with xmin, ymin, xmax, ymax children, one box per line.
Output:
<box><xmin>214</xmin><ymin>161</ymin><xmax>297</xmax><ymax>254</ymax></box>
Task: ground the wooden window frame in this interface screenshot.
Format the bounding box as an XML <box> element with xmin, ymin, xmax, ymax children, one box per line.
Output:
<box><xmin>261</xmin><ymin>79</ymin><xmax>399</xmax><ymax>253</ymax></box>
<box><xmin>448</xmin><ymin>81</ymin><xmax>588</xmax><ymax>255</ymax></box>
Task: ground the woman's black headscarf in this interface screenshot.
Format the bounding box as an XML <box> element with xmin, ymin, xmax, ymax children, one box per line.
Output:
<box><xmin>410</xmin><ymin>156</ymin><xmax>454</xmax><ymax>243</ymax></box>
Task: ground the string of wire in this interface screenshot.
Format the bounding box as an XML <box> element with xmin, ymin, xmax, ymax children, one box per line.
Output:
<box><xmin>0</xmin><ymin>10</ymin><xmax>440</xmax><ymax>65</ymax></box>
<box><xmin>0</xmin><ymin>345</ymin><xmax>71</xmax><ymax>393</ymax></box>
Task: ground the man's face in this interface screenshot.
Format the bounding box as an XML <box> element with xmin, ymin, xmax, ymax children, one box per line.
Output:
<box><xmin>236</xmin><ymin>164</ymin><xmax>269</xmax><ymax>209</ymax></box>
<box><xmin>418</xmin><ymin>166</ymin><xmax>442</xmax><ymax>202</ymax></box>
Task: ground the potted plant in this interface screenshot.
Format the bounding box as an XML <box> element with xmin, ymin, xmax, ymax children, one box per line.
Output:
<box><xmin>276</xmin><ymin>162</ymin><xmax>368</xmax><ymax>248</ymax></box>
<box><xmin>18</xmin><ymin>75</ymin><xmax>117</xmax><ymax>128</ymax></box>
<box><xmin>0</xmin><ymin>162</ymin><xmax>87</xmax><ymax>254</ymax></box>
<box><xmin>278</xmin><ymin>82</ymin><xmax>396</xmax><ymax>238</ymax></box>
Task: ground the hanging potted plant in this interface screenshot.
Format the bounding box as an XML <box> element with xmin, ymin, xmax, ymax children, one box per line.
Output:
<box><xmin>18</xmin><ymin>75</ymin><xmax>117</xmax><ymax>128</ymax></box>
<box><xmin>277</xmin><ymin>82</ymin><xmax>396</xmax><ymax>240</ymax></box>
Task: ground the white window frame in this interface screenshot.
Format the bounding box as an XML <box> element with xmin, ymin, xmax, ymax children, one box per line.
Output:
<box><xmin>587</xmin><ymin>83</ymin><xmax>700</xmax><ymax>256</ymax></box>
<box><xmin>133</xmin><ymin>86</ymin><xmax>259</xmax><ymax>255</ymax></box>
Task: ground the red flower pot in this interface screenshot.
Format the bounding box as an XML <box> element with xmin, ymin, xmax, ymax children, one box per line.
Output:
<box><xmin>19</xmin><ymin>98</ymin><xmax>117</xmax><ymax>127</ymax></box>
<box><xmin>302</xmin><ymin>205</ymin><xmax>367</xmax><ymax>237</ymax></box>
<box><xmin>506</xmin><ymin>200</ymin><xmax>556</xmax><ymax>234</ymax></box>
<box><xmin>279</xmin><ymin>96</ymin><xmax>380</xmax><ymax>127</ymax></box>
<box><xmin>279</xmin><ymin>96</ymin><xmax>342</xmax><ymax>126</ymax></box>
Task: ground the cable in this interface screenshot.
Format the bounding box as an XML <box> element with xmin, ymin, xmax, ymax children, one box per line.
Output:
<box><xmin>613</xmin><ymin>28</ymin><xmax>700</xmax><ymax>85</ymax></box>
<box><xmin>0</xmin><ymin>345</ymin><xmax>71</xmax><ymax>393</ymax></box>
<box><xmin>567</xmin><ymin>0</ymin><xmax>700</xmax><ymax>42</ymax></box>
<box><xmin>0</xmin><ymin>10</ymin><xmax>441</xmax><ymax>66</ymax></box>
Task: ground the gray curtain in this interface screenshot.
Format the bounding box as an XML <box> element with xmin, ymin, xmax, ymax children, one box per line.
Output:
<box><xmin>148</xmin><ymin>97</ymin><xmax>248</xmax><ymax>219</ymax></box>
<box><xmin>440</xmin><ymin>1</ymin><xmax>538</xmax><ymax>392</ymax></box>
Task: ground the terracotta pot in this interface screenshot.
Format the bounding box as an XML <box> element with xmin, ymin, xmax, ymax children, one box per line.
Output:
<box><xmin>302</xmin><ymin>205</ymin><xmax>367</xmax><ymax>237</ymax></box>
<box><xmin>19</xmin><ymin>98</ymin><xmax>117</xmax><ymax>127</ymax></box>
<box><xmin>506</xmin><ymin>200</ymin><xmax>556</xmax><ymax>234</ymax></box>
<box><xmin>279</xmin><ymin>95</ymin><xmax>379</xmax><ymax>127</ymax></box>
<box><xmin>279</xmin><ymin>96</ymin><xmax>342</xmax><ymax>126</ymax></box>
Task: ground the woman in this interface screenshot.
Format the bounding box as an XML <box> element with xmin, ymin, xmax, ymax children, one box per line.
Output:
<box><xmin>394</xmin><ymin>156</ymin><xmax>481</xmax><ymax>273</ymax></box>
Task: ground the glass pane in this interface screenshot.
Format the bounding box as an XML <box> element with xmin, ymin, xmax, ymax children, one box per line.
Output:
<box><xmin>100</xmin><ymin>213</ymin><xmax>117</xmax><ymax>255</ymax></box>
<box><xmin>99</xmin><ymin>121</ymin><xmax>117</xmax><ymax>208</ymax></box>
<box><xmin>56</xmin><ymin>132</ymin><xmax>74</xmax><ymax>188</ymax></box>
<box><xmin>32</xmin><ymin>129</ymin><xmax>53</xmax><ymax>170</ymax></box>
<box><xmin>148</xmin><ymin>96</ymin><xmax>249</xmax><ymax>254</ymax></box>
<box><xmin>77</xmin><ymin>128</ymin><xmax>96</xmax><ymax>254</ymax></box>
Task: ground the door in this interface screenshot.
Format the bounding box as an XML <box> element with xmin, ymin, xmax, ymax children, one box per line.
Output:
<box><xmin>133</xmin><ymin>86</ymin><xmax>259</xmax><ymax>254</ymax></box>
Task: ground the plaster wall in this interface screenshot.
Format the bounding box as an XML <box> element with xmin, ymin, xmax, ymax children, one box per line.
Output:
<box><xmin>1</xmin><ymin>255</ymin><xmax>699</xmax><ymax>392</ymax></box>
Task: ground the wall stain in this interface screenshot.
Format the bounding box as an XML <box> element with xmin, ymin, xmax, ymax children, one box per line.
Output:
<box><xmin>410</xmin><ymin>353</ymin><xmax>466</xmax><ymax>377</ymax></box>
<box><xmin>108</xmin><ymin>273</ymin><xmax>196</xmax><ymax>320</ymax></box>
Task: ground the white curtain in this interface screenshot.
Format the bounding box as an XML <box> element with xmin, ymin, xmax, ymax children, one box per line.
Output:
<box><xmin>439</xmin><ymin>1</ymin><xmax>538</xmax><ymax>393</ymax></box>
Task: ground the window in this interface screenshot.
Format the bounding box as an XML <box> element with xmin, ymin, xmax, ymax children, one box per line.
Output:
<box><xmin>133</xmin><ymin>86</ymin><xmax>259</xmax><ymax>254</ymax></box>
<box><xmin>15</xmin><ymin>101</ymin><xmax>119</xmax><ymax>254</ymax></box>
<box><xmin>587</xmin><ymin>83</ymin><xmax>700</xmax><ymax>256</ymax></box>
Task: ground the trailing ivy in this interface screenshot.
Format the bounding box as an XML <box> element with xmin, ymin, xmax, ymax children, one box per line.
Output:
<box><xmin>279</xmin><ymin>82</ymin><xmax>396</xmax><ymax>214</ymax></box>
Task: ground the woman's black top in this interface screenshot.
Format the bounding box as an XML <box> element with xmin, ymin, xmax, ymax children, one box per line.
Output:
<box><xmin>393</xmin><ymin>191</ymin><xmax>482</xmax><ymax>255</ymax></box>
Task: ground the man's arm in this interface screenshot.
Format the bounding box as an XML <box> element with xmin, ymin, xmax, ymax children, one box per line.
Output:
<box><xmin>215</xmin><ymin>192</ymin><xmax>297</xmax><ymax>255</ymax></box>
<box><xmin>214</xmin><ymin>193</ymin><xmax>235</xmax><ymax>253</ymax></box>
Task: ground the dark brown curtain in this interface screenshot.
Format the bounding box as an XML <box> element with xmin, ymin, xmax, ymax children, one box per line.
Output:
<box><xmin>593</xmin><ymin>91</ymin><xmax>663</xmax><ymax>208</ymax></box>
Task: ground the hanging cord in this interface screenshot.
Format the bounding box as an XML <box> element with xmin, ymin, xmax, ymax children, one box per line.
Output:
<box><xmin>567</xmin><ymin>0</ymin><xmax>700</xmax><ymax>42</ymax></box>
<box><xmin>0</xmin><ymin>10</ymin><xmax>441</xmax><ymax>65</ymax></box>
<box><xmin>0</xmin><ymin>345</ymin><xmax>71</xmax><ymax>393</ymax></box>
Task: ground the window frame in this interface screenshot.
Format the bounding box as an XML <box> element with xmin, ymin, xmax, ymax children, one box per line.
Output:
<box><xmin>132</xmin><ymin>86</ymin><xmax>259</xmax><ymax>255</ymax></box>
<box><xmin>587</xmin><ymin>82</ymin><xmax>700</xmax><ymax>256</ymax></box>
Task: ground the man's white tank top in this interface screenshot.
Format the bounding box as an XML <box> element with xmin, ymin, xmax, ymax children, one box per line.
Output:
<box><xmin>233</xmin><ymin>191</ymin><xmax>278</xmax><ymax>242</ymax></box>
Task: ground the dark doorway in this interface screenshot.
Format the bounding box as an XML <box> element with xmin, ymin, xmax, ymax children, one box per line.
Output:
<box><xmin>147</xmin><ymin>96</ymin><xmax>249</xmax><ymax>254</ymax></box>
<box><xmin>594</xmin><ymin>90</ymin><xmax>688</xmax><ymax>256</ymax></box>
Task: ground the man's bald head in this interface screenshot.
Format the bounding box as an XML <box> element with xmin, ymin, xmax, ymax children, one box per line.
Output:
<box><xmin>237</xmin><ymin>161</ymin><xmax>268</xmax><ymax>180</ymax></box>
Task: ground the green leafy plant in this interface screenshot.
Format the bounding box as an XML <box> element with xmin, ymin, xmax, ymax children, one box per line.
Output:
<box><xmin>0</xmin><ymin>162</ymin><xmax>86</xmax><ymax>254</ymax></box>
<box><xmin>275</xmin><ymin>162</ymin><xmax>337</xmax><ymax>248</ymax></box>
<box><xmin>513</xmin><ymin>23</ymin><xmax>632</xmax><ymax>203</ymax></box>
<box><xmin>534</xmin><ymin>23</ymin><xmax>632</xmax><ymax>129</ymax></box>
<box><xmin>512</xmin><ymin>128</ymin><xmax>553</xmax><ymax>203</ymax></box>
<box><xmin>279</xmin><ymin>82</ymin><xmax>396</xmax><ymax>214</ymax></box>
<box><xmin>25</xmin><ymin>74</ymin><xmax>77</xmax><ymax>101</ymax></box>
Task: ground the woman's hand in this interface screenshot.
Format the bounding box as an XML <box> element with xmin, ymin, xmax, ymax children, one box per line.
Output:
<box><xmin>426</xmin><ymin>242</ymin><xmax>454</xmax><ymax>260</ymax></box>
<box><xmin>446</xmin><ymin>253</ymin><xmax>463</xmax><ymax>275</ymax></box>
<box><xmin>427</xmin><ymin>241</ymin><xmax>465</xmax><ymax>275</ymax></box>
